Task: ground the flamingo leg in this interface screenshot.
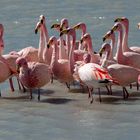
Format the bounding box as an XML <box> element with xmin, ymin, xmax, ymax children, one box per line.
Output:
<box><xmin>16</xmin><ymin>77</ymin><xmax>22</xmax><ymax>91</ymax></box>
<box><xmin>122</xmin><ymin>87</ymin><xmax>126</xmax><ymax>99</ymax></box>
<box><xmin>98</xmin><ymin>88</ymin><xmax>102</xmax><ymax>102</ymax></box>
<box><xmin>105</xmin><ymin>85</ymin><xmax>110</xmax><ymax>95</ymax></box>
<box><xmin>38</xmin><ymin>88</ymin><xmax>40</xmax><ymax>101</ymax></box>
<box><xmin>130</xmin><ymin>83</ymin><xmax>132</xmax><ymax>89</ymax></box>
<box><xmin>9</xmin><ymin>77</ymin><xmax>14</xmax><ymax>92</ymax></box>
<box><xmin>109</xmin><ymin>85</ymin><xmax>113</xmax><ymax>95</ymax></box>
<box><xmin>123</xmin><ymin>87</ymin><xmax>129</xmax><ymax>99</ymax></box>
<box><xmin>29</xmin><ymin>89</ymin><xmax>32</xmax><ymax>100</ymax></box>
<box><xmin>65</xmin><ymin>82</ymin><xmax>70</xmax><ymax>90</ymax></box>
<box><xmin>136</xmin><ymin>82</ymin><xmax>139</xmax><ymax>90</ymax></box>
<box><xmin>87</xmin><ymin>87</ymin><xmax>93</xmax><ymax>104</ymax></box>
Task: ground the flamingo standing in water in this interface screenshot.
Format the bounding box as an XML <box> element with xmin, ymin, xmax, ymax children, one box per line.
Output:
<box><xmin>114</xmin><ymin>17</ymin><xmax>140</xmax><ymax>53</ymax></box>
<box><xmin>47</xmin><ymin>29</ymin><xmax>75</xmax><ymax>88</ymax></box>
<box><xmin>16</xmin><ymin>57</ymin><xmax>51</xmax><ymax>101</ymax></box>
<box><xmin>51</xmin><ymin>23</ymin><xmax>68</xmax><ymax>59</ymax></box>
<box><xmin>111</xmin><ymin>22</ymin><xmax>140</xmax><ymax>69</ymax></box>
<box><xmin>80</xmin><ymin>33</ymin><xmax>100</xmax><ymax>64</ymax></box>
<box><xmin>99</xmin><ymin>43</ymin><xmax>140</xmax><ymax>99</ymax></box>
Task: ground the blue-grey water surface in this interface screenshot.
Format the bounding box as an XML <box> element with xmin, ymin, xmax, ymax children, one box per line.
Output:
<box><xmin>0</xmin><ymin>0</ymin><xmax>140</xmax><ymax>140</ymax></box>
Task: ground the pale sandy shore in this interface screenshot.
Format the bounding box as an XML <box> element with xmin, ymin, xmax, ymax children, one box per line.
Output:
<box><xmin>0</xmin><ymin>80</ymin><xmax>140</xmax><ymax>140</ymax></box>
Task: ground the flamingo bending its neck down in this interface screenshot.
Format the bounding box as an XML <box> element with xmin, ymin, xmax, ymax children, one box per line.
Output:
<box><xmin>16</xmin><ymin>57</ymin><xmax>51</xmax><ymax>100</ymax></box>
<box><xmin>114</xmin><ymin>17</ymin><xmax>140</xmax><ymax>53</ymax></box>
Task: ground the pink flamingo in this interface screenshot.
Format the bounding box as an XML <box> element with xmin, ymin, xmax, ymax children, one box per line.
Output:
<box><xmin>51</xmin><ymin>23</ymin><xmax>68</xmax><ymax>59</ymax></box>
<box><xmin>114</xmin><ymin>17</ymin><xmax>140</xmax><ymax>53</ymax></box>
<box><xmin>111</xmin><ymin>22</ymin><xmax>140</xmax><ymax>69</ymax></box>
<box><xmin>47</xmin><ymin>34</ymin><xmax>74</xmax><ymax>88</ymax></box>
<box><xmin>0</xmin><ymin>24</ymin><xmax>4</xmax><ymax>55</ymax></box>
<box><xmin>16</xmin><ymin>57</ymin><xmax>51</xmax><ymax>100</ymax></box>
<box><xmin>99</xmin><ymin>43</ymin><xmax>140</xmax><ymax>98</ymax></box>
<box><xmin>38</xmin><ymin>15</ymin><xmax>53</xmax><ymax>65</ymax></box>
<box><xmin>74</xmin><ymin>61</ymin><xmax>114</xmax><ymax>103</ymax></box>
<box><xmin>103</xmin><ymin>29</ymin><xmax>139</xmax><ymax>90</ymax></box>
<box><xmin>80</xmin><ymin>33</ymin><xmax>100</xmax><ymax>64</ymax></box>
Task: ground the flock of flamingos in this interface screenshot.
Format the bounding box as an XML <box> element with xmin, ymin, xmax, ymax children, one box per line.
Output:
<box><xmin>0</xmin><ymin>15</ymin><xmax>140</xmax><ymax>103</ymax></box>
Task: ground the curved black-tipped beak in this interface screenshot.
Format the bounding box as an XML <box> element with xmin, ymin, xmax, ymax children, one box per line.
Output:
<box><xmin>51</xmin><ymin>25</ymin><xmax>54</xmax><ymax>29</ymax></box>
<box><xmin>103</xmin><ymin>37</ymin><xmax>106</xmax><ymax>42</ymax></box>
<box><xmin>80</xmin><ymin>39</ymin><xmax>83</xmax><ymax>44</ymax></box>
<box><xmin>35</xmin><ymin>29</ymin><xmax>38</xmax><ymax>34</ymax></box>
<box><xmin>47</xmin><ymin>44</ymin><xmax>50</xmax><ymax>49</ymax></box>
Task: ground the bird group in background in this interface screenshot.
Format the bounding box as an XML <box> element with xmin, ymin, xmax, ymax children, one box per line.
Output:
<box><xmin>0</xmin><ymin>15</ymin><xmax>140</xmax><ymax>103</ymax></box>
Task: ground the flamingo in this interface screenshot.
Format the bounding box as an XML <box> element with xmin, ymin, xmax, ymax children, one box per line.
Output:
<box><xmin>51</xmin><ymin>23</ymin><xmax>68</xmax><ymax>59</ymax></box>
<box><xmin>103</xmin><ymin>29</ymin><xmax>139</xmax><ymax>90</ymax></box>
<box><xmin>0</xmin><ymin>24</ymin><xmax>4</xmax><ymax>55</ymax></box>
<box><xmin>111</xmin><ymin>22</ymin><xmax>140</xmax><ymax>69</ymax></box>
<box><xmin>74</xmin><ymin>61</ymin><xmax>114</xmax><ymax>103</ymax></box>
<box><xmin>80</xmin><ymin>33</ymin><xmax>100</xmax><ymax>64</ymax></box>
<box><xmin>114</xmin><ymin>17</ymin><xmax>140</xmax><ymax>53</ymax></box>
<box><xmin>37</xmin><ymin>15</ymin><xmax>53</xmax><ymax>65</ymax></box>
<box><xmin>99</xmin><ymin>43</ymin><xmax>140</xmax><ymax>98</ymax></box>
<box><xmin>16</xmin><ymin>57</ymin><xmax>51</xmax><ymax>101</ymax></box>
<box><xmin>47</xmin><ymin>33</ymin><xmax>74</xmax><ymax>88</ymax></box>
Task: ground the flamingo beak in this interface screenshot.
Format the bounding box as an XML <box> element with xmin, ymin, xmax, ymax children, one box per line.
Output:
<box><xmin>99</xmin><ymin>48</ymin><xmax>105</xmax><ymax>57</ymax></box>
<box><xmin>16</xmin><ymin>64</ymin><xmax>20</xmax><ymax>73</ymax></box>
<box><xmin>114</xmin><ymin>17</ymin><xmax>122</xmax><ymax>22</ymax></box>
<box><xmin>80</xmin><ymin>38</ymin><xmax>83</xmax><ymax>44</ymax></box>
<box><xmin>60</xmin><ymin>29</ymin><xmax>68</xmax><ymax>36</ymax></box>
<box><xmin>138</xmin><ymin>23</ymin><xmax>140</xmax><ymax>29</ymax></box>
<box><xmin>47</xmin><ymin>44</ymin><xmax>50</xmax><ymax>49</ymax></box>
<box><xmin>103</xmin><ymin>36</ymin><xmax>106</xmax><ymax>42</ymax></box>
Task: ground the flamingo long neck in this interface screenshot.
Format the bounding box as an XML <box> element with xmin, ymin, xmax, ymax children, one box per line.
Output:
<box><xmin>122</xmin><ymin>21</ymin><xmax>130</xmax><ymax>52</ymax></box>
<box><xmin>43</xmin><ymin>22</ymin><xmax>49</xmax><ymax>43</ymax></box>
<box><xmin>109</xmin><ymin>34</ymin><xmax>115</xmax><ymax>60</ymax></box>
<box><xmin>116</xmin><ymin>28</ymin><xmax>124</xmax><ymax>63</ymax></box>
<box><xmin>86</xmin><ymin>38</ymin><xmax>94</xmax><ymax>54</ymax></box>
<box><xmin>38</xmin><ymin>26</ymin><xmax>45</xmax><ymax>62</ymax></box>
<box><xmin>81</xmin><ymin>25</ymin><xmax>86</xmax><ymax>37</ymax></box>
<box><xmin>50</xmin><ymin>41</ymin><xmax>59</xmax><ymax>68</ymax></box>
<box><xmin>101</xmin><ymin>51</ymin><xmax>109</xmax><ymax>68</ymax></box>
<box><xmin>69</xmin><ymin>32</ymin><xmax>76</xmax><ymax>74</ymax></box>
<box><xmin>66</xmin><ymin>34</ymin><xmax>71</xmax><ymax>57</ymax></box>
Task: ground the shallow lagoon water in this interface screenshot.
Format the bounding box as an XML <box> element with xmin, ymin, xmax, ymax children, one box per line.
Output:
<box><xmin>0</xmin><ymin>0</ymin><xmax>140</xmax><ymax>140</ymax></box>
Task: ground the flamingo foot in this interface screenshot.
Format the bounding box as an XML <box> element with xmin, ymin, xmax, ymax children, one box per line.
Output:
<box><xmin>65</xmin><ymin>82</ymin><xmax>70</xmax><ymax>90</ymax></box>
<box><xmin>9</xmin><ymin>78</ymin><xmax>15</xmax><ymax>92</ymax></box>
<box><xmin>38</xmin><ymin>89</ymin><xmax>40</xmax><ymax>101</ymax></box>
<box><xmin>136</xmin><ymin>82</ymin><xmax>139</xmax><ymax>90</ymax></box>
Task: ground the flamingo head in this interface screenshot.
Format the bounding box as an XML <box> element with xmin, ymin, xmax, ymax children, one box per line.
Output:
<box><xmin>137</xmin><ymin>22</ymin><xmax>140</xmax><ymax>29</ymax></box>
<box><xmin>73</xmin><ymin>22</ymin><xmax>86</xmax><ymax>30</ymax></box>
<box><xmin>103</xmin><ymin>30</ymin><xmax>113</xmax><ymax>42</ymax></box>
<box><xmin>51</xmin><ymin>23</ymin><xmax>60</xmax><ymax>31</ymax></box>
<box><xmin>83</xmin><ymin>53</ymin><xmax>91</xmax><ymax>63</ymax></box>
<box><xmin>0</xmin><ymin>24</ymin><xmax>4</xmax><ymax>37</ymax></box>
<box><xmin>138</xmin><ymin>75</ymin><xmax>140</xmax><ymax>85</ymax></box>
<box><xmin>80</xmin><ymin>33</ymin><xmax>91</xmax><ymax>44</ymax></box>
<box><xmin>99</xmin><ymin>43</ymin><xmax>111</xmax><ymax>57</ymax></box>
<box><xmin>111</xmin><ymin>22</ymin><xmax>122</xmax><ymax>33</ymax></box>
<box><xmin>16</xmin><ymin>57</ymin><xmax>28</xmax><ymax>72</ymax></box>
<box><xmin>47</xmin><ymin>36</ymin><xmax>57</xmax><ymax>48</ymax></box>
<box><xmin>35</xmin><ymin>20</ymin><xmax>42</xmax><ymax>34</ymax></box>
<box><xmin>39</xmin><ymin>15</ymin><xmax>45</xmax><ymax>24</ymax></box>
<box><xmin>0</xmin><ymin>38</ymin><xmax>4</xmax><ymax>50</ymax></box>
<box><xmin>60</xmin><ymin>18</ymin><xmax>69</xmax><ymax>31</ymax></box>
<box><xmin>114</xmin><ymin>17</ymin><xmax>128</xmax><ymax>25</ymax></box>
<box><xmin>60</xmin><ymin>28</ymin><xmax>71</xmax><ymax>36</ymax></box>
